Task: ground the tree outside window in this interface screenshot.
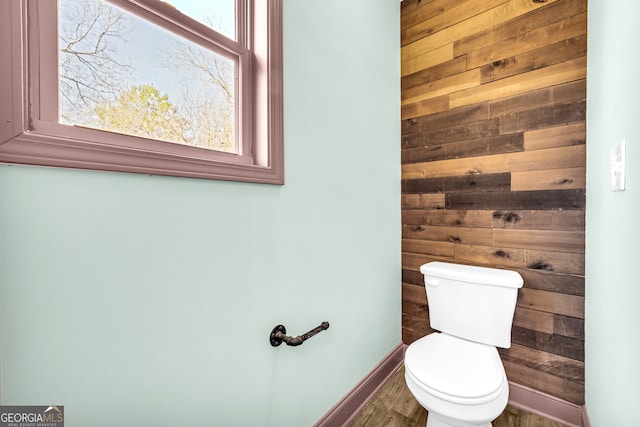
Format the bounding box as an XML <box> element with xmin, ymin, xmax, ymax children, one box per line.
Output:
<box><xmin>59</xmin><ymin>0</ymin><xmax>236</xmax><ymax>152</ymax></box>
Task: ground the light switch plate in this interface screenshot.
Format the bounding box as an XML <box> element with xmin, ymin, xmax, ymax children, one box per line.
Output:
<box><xmin>610</xmin><ymin>139</ymin><xmax>626</xmax><ymax>191</ymax></box>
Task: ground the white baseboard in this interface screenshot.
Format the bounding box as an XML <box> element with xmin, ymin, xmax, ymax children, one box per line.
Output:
<box><xmin>313</xmin><ymin>343</ymin><xmax>404</xmax><ymax>427</ymax></box>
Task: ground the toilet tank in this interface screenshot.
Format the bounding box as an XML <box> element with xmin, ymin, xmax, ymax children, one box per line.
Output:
<box><xmin>420</xmin><ymin>262</ymin><xmax>523</xmax><ymax>348</ymax></box>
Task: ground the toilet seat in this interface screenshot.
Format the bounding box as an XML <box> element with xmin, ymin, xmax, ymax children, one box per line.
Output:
<box><xmin>405</xmin><ymin>333</ymin><xmax>506</xmax><ymax>405</ymax></box>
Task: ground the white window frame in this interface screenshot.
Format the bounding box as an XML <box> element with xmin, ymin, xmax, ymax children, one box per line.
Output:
<box><xmin>0</xmin><ymin>0</ymin><xmax>284</xmax><ymax>184</ymax></box>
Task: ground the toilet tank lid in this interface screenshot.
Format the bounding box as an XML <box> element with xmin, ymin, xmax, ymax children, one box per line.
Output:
<box><xmin>420</xmin><ymin>262</ymin><xmax>523</xmax><ymax>288</ymax></box>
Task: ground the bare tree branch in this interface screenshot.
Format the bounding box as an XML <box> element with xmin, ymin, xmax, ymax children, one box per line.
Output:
<box><xmin>59</xmin><ymin>0</ymin><xmax>131</xmax><ymax>123</ymax></box>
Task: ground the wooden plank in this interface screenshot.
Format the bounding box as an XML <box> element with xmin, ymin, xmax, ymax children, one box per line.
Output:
<box><xmin>466</xmin><ymin>13</ymin><xmax>587</xmax><ymax>69</ymax></box>
<box><xmin>402</xmin><ymin>252</ymin><xmax>433</xmax><ymax>271</ymax></box>
<box><xmin>449</xmin><ymin>245</ymin><xmax>584</xmax><ymax>276</ymax></box>
<box><xmin>402</xmin><ymin>239</ymin><xmax>455</xmax><ymax>258</ymax></box>
<box><xmin>502</xmin><ymin>359</ymin><xmax>584</xmax><ymax>405</ymax></box>
<box><xmin>402</xmin><ymin>177</ymin><xmax>445</xmax><ymax>193</ymax></box>
<box><xmin>402</xmin><ymin>311</ymin><xmax>429</xmax><ymax>330</ymax></box>
<box><xmin>403</xmin><ymin>325</ymin><xmax>432</xmax><ymax>346</ymax></box>
<box><xmin>488</xmin><ymin>132</ymin><xmax>526</xmax><ymax>154</ymax></box>
<box><xmin>480</xmin><ymin>34</ymin><xmax>587</xmax><ymax>84</ymax></box>
<box><xmin>402</xmin><ymin>285</ymin><xmax>430</xmax><ymax>330</ymax></box>
<box><xmin>517</xmin><ymin>269</ymin><xmax>584</xmax><ymax>297</ymax></box>
<box><xmin>405</xmin><ymin>118</ymin><xmax>502</xmax><ymax>149</ymax></box>
<box><xmin>554</xmin><ymin>314</ymin><xmax>584</xmax><ymax>340</ymax></box>
<box><xmin>347</xmin><ymin>366</ymin><xmax>430</xmax><ymax>427</ymax></box>
<box><xmin>489</xmin><ymin>87</ymin><xmax>552</xmax><ymax>118</ymax></box>
<box><xmin>500</xmin><ymin>100</ymin><xmax>586</xmax><ymax>134</ymax></box>
<box><xmin>402</xmin><ymin>56</ymin><xmax>467</xmax><ymax>91</ymax></box>
<box><xmin>525</xmin><ymin>249</ymin><xmax>584</xmax><ymax>276</ymax></box>
<box><xmin>403</xmin><ymin>282</ymin><xmax>428</xmax><ymax>305</ymax></box>
<box><xmin>403</xmin><ymin>172</ymin><xmax>511</xmax><ymax>194</ymax></box>
<box><xmin>489</xmin><ymin>79</ymin><xmax>586</xmax><ymax>118</ymax></box>
<box><xmin>402</xmin><ymin>133</ymin><xmax>524</xmax><ymax>164</ymax></box>
<box><xmin>400</xmin><ymin>0</ymin><xmax>432</xmax><ymax>21</ymax></box>
<box><xmin>401</xmin><ymin>0</ymin><xmax>559</xmax><ymax>57</ymax></box>
<box><xmin>402</xmin><ymin>269</ymin><xmax>424</xmax><ymax>286</ymax></box>
<box><xmin>511</xmin><ymin>167</ymin><xmax>586</xmax><ymax>191</ymax></box>
<box><xmin>403</xmin><ymin>224</ymin><xmax>494</xmax><ymax>246</ymax></box>
<box><xmin>511</xmin><ymin>325</ymin><xmax>584</xmax><ymax>361</ymax></box>
<box><xmin>401</xmin><ymin>0</ymin><xmax>461</xmax><ymax>40</ymax></box>
<box><xmin>402</xmin><ymin>281</ymin><xmax>433</xmax><ymax>345</ymax></box>
<box><xmin>445</xmin><ymin>172</ymin><xmax>511</xmax><ymax>192</ymax></box>
<box><xmin>447</xmin><ymin>189</ymin><xmax>585</xmax><ymax>211</ymax></box>
<box><xmin>513</xmin><ymin>307</ymin><xmax>554</xmax><ymax>335</ymax></box>
<box><xmin>401</xmin><ymin>95</ymin><xmax>450</xmax><ymax>121</ymax></box>
<box><xmin>517</xmin><ymin>288</ymin><xmax>584</xmax><ymax>318</ymax></box>
<box><xmin>402</xmin><ymin>145</ymin><xmax>586</xmax><ymax>179</ymax></box>
<box><xmin>403</xmin><ymin>210</ymin><xmax>432</xmax><ymax>226</ymax></box>
<box><xmin>494</xmin><ymin>228</ymin><xmax>584</xmax><ymax>253</ymax></box>
<box><xmin>402</xmin><ymin>43</ymin><xmax>454</xmax><ymax>77</ymax></box>
<box><xmin>403</xmin><ymin>118</ymin><xmax>501</xmax><ymax>149</ymax></box>
<box><xmin>501</xmin><ymin>343</ymin><xmax>585</xmax><ymax>383</ymax></box>
<box><xmin>524</xmin><ymin>122</ymin><xmax>585</xmax><ymax>151</ymax></box>
<box><xmin>402</xmin><ymin>133</ymin><xmax>524</xmax><ymax>163</ymax></box>
<box><xmin>449</xmin><ymin>56</ymin><xmax>586</xmax><ymax>109</ymax></box>
<box><xmin>454</xmin><ymin>243</ymin><xmax>526</xmax><ymax>269</ymax></box>
<box><xmin>402</xmin><ymin>145</ymin><xmax>447</xmax><ymax>164</ymax></box>
<box><xmin>491</xmin><ymin>210</ymin><xmax>585</xmax><ymax>231</ymax></box>
<box><xmin>402</xmin><ymin>209</ymin><xmax>494</xmax><ymax>227</ymax></box>
<box><xmin>453</xmin><ymin>0</ymin><xmax>587</xmax><ymax>56</ymax></box>
<box><xmin>402</xmin><ymin>69</ymin><xmax>481</xmax><ymax>106</ymax></box>
<box><xmin>400</xmin><ymin>0</ymin><xmax>420</xmax><ymax>18</ymax></box>
<box><xmin>401</xmin><ymin>193</ymin><xmax>446</xmax><ymax>209</ymax></box>
<box><xmin>402</xmin><ymin>317</ymin><xmax>432</xmax><ymax>343</ymax></box>
<box><xmin>402</xmin><ymin>0</ymin><xmax>511</xmax><ymax>49</ymax></box>
<box><xmin>552</xmin><ymin>77</ymin><xmax>587</xmax><ymax>101</ymax></box>
<box><xmin>403</xmin><ymin>103</ymin><xmax>489</xmax><ymax>134</ymax></box>
<box><xmin>401</xmin><ymin>132</ymin><xmax>430</xmax><ymax>149</ymax></box>
<box><xmin>402</xmin><ymin>253</ymin><xmax>454</xmax><ymax>271</ymax></box>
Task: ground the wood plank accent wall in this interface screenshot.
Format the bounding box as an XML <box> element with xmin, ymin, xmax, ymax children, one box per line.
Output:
<box><xmin>400</xmin><ymin>0</ymin><xmax>586</xmax><ymax>405</ymax></box>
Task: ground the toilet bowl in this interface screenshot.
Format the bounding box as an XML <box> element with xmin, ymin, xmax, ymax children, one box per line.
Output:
<box><xmin>404</xmin><ymin>333</ymin><xmax>509</xmax><ymax>427</ymax></box>
<box><xmin>404</xmin><ymin>262</ymin><xmax>523</xmax><ymax>427</ymax></box>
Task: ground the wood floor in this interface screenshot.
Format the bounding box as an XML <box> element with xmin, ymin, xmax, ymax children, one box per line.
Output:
<box><xmin>348</xmin><ymin>366</ymin><xmax>565</xmax><ymax>427</ymax></box>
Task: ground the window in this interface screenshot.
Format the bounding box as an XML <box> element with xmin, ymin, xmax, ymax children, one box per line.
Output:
<box><xmin>0</xmin><ymin>0</ymin><xmax>284</xmax><ymax>184</ymax></box>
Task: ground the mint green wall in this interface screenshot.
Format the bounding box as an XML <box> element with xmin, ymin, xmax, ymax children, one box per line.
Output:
<box><xmin>586</xmin><ymin>0</ymin><xmax>640</xmax><ymax>423</ymax></box>
<box><xmin>0</xmin><ymin>1</ymin><xmax>401</xmax><ymax>425</ymax></box>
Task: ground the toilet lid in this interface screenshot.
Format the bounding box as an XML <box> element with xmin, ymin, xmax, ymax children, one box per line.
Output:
<box><xmin>405</xmin><ymin>333</ymin><xmax>505</xmax><ymax>401</ymax></box>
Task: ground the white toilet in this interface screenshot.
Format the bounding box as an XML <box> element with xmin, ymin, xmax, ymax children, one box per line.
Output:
<box><xmin>404</xmin><ymin>261</ymin><xmax>523</xmax><ymax>427</ymax></box>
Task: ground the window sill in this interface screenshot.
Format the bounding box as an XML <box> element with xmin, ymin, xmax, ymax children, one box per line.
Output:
<box><xmin>0</xmin><ymin>129</ymin><xmax>284</xmax><ymax>184</ymax></box>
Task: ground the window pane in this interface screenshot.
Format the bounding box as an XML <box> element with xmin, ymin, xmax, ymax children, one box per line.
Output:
<box><xmin>59</xmin><ymin>0</ymin><xmax>237</xmax><ymax>153</ymax></box>
<box><xmin>168</xmin><ymin>0</ymin><xmax>237</xmax><ymax>41</ymax></box>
